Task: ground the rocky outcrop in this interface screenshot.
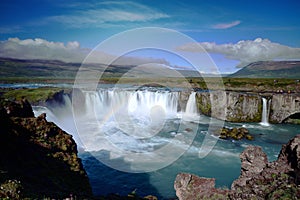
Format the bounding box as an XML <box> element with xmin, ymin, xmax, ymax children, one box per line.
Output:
<box><xmin>278</xmin><ymin>134</ymin><xmax>300</xmax><ymax>184</ymax></box>
<box><xmin>174</xmin><ymin>135</ymin><xmax>300</xmax><ymax>200</ymax></box>
<box><xmin>270</xmin><ymin>93</ymin><xmax>300</xmax><ymax>123</ymax></box>
<box><xmin>196</xmin><ymin>90</ymin><xmax>300</xmax><ymax>124</ymax></box>
<box><xmin>3</xmin><ymin>97</ymin><xmax>34</xmax><ymax>118</ymax></box>
<box><xmin>0</xmin><ymin>99</ymin><xmax>92</xmax><ymax>199</ymax></box>
<box><xmin>196</xmin><ymin>91</ymin><xmax>262</xmax><ymax>122</ymax></box>
<box><xmin>230</xmin><ymin>136</ymin><xmax>300</xmax><ymax>199</ymax></box>
<box><xmin>174</xmin><ymin>173</ymin><xmax>229</xmax><ymax>200</ymax></box>
<box><xmin>218</xmin><ymin>127</ymin><xmax>254</xmax><ymax>140</ymax></box>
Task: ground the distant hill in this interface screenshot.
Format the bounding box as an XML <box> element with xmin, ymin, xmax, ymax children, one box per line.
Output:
<box><xmin>0</xmin><ymin>57</ymin><xmax>218</xmax><ymax>80</ymax></box>
<box><xmin>0</xmin><ymin>57</ymin><xmax>135</xmax><ymax>79</ymax></box>
<box><xmin>0</xmin><ymin>57</ymin><xmax>80</xmax><ymax>78</ymax></box>
<box><xmin>230</xmin><ymin>61</ymin><xmax>300</xmax><ymax>78</ymax></box>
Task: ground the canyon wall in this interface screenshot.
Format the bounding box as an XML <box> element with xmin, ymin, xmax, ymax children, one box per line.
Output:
<box><xmin>195</xmin><ymin>91</ymin><xmax>300</xmax><ymax>123</ymax></box>
<box><xmin>270</xmin><ymin>93</ymin><xmax>300</xmax><ymax>123</ymax></box>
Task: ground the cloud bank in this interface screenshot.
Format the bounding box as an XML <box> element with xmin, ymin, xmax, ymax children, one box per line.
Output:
<box><xmin>176</xmin><ymin>38</ymin><xmax>300</xmax><ymax>67</ymax></box>
<box><xmin>0</xmin><ymin>38</ymin><xmax>87</xmax><ymax>62</ymax></box>
<box><xmin>0</xmin><ymin>38</ymin><xmax>169</xmax><ymax>66</ymax></box>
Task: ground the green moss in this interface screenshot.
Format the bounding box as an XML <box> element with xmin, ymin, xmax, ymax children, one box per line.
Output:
<box><xmin>196</xmin><ymin>94</ymin><xmax>212</xmax><ymax>115</ymax></box>
<box><xmin>1</xmin><ymin>87</ymin><xmax>62</xmax><ymax>104</ymax></box>
<box><xmin>0</xmin><ymin>180</ymin><xmax>23</xmax><ymax>199</ymax></box>
<box><xmin>267</xmin><ymin>187</ymin><xmax>298</xmax><ymax>200</ymax></box>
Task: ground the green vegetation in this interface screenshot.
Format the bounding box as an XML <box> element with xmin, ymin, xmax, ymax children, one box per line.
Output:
<box><xmin>1</xmin><ymin>57</ymin><xmax>300</xmax><ymax>93</ymax></box>
<box><xmin>196</xmin><ymin>93</ymin><xmax>211</xmax><ymax>115</ymax></box>
<box><xmin>1</xmin><ymin>77</ymin><xmax>299</xmax><ymax>108</ymax></box>
<box><xmin>1</xmin><ymin>87</ymin><xmax>63</xmax><ymax>104</ymax></box>
<box><xmin>0</xmin><ymin>180</ymin><xmax>23</xmax><ymax>199</ymax></box>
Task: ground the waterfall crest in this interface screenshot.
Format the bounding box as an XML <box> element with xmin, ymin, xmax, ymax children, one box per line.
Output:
<box><xmin>83</xmin><ymin>90</ymin><xmax>179</xmax><ymax>119</ymax></box>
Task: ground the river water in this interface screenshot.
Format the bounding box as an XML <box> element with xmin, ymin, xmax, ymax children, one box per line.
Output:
<box><xmin>32</xmin><ymin>88</ymin><xmax>300</xmax><ymax>199</ymax></box>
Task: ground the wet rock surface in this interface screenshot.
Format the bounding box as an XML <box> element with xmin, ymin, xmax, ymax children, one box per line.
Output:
<box><xmin>218</xmin><ymin>127</ymin><xmax>254</xmax><ymax>140</ymax></box>
<box><xmin>174</xmin><ymin>135</ymin><xmax>300</xmax><ymax>200</ymax></box>
<box><xmin>0</xmin><ymin>99</ymin><xmax>92</xmax><ymax>199</ymax></box>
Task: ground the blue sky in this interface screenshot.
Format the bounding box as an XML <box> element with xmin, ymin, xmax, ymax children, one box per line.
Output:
<box><xmin>1</xmin><ymin>0</ymin><xmax>300</xmax><ymax>73</ymax></box>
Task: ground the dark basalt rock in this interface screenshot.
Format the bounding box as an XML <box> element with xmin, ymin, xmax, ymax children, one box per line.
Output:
<box><xmin>174</xmin><ymin>135</ymin><xmax>300</xmax><ymax>200</ymax></box>
<box><xmin>2</xmin><ymin>97</ymin><xmax>34</xmax><ymax>118</ymax></box>
<box><xmin>0</xmin><ymin>99</ymin><xmax>93</xmax><ymax>199</ymax></box>
<box><xmin>218</xmin><ymin>127</ymin><xmax>254</xmax><ymax>141</ymax></box>
<box><xmin>278</xmin><ymin>135</ymin><xmax>300</xmax><ymax>184</ymax></box>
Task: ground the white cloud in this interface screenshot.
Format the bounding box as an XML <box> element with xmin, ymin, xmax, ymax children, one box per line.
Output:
<box><xmin>176</xmin><ymin>38</ymin><xmax>300</xmax><ymax>67</ymax></box>
<box><xmin>212</xmin><ymin>20</ymin><xmax>241</xmax><ymax>29</ymax></box>
<box><xmin>0</xmin><ymin>38</ymin><xmax>86</xmax><ymax>62</ymax></box>
<box><xmin>0</xmin><ymin>38</ymin><xmax>169</xmax><ymax>66</ymax></box>
<box><xmin>49</xmin><ymin>1</ymin><xmax>169</xmax><ymax>28</ymax></box>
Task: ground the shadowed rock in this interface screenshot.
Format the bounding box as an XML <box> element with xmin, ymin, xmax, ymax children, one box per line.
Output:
<box><xmin>3</xmin><ymin>97</ymin><xmax>34</xmax><ymax>118</ymax></box>
<box><xmin>0</xmin><ymin>100</ymin><xmax>92</xmax><ymax>199</ymax></box>
<box><xmin>174</xmin><ymin>135</ymin><xmax>300</xmax><ymax>200</ymax></box>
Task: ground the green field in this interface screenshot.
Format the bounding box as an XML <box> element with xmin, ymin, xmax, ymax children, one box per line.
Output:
<box><xmin>1</xmin><ymin>76</ymin><xmax>299</xmax><ymax>106</ymax></box>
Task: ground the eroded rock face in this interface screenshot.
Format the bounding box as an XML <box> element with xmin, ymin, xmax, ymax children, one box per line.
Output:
<box><xmin>270</xmin><ymin>94</ymin><xmax>300</xmax><ymax>123</ymax></box>
<box><xmin>230</xmin><ymin>136</ymin><xmax>300</xmax><ymax>199</ymax></box>
<box><xmin>218</xmin><ymin>127</ymin><xmax>254</xmax><ymax>140</ymax></box>
<box><xmin>174</xmin><ymin>173</ymin><xmax>229</xmax><ymax>200</ymax></box>
<box><xmin>196</xmin><ymin>91</ymin><xmax>300</xmax><ymax>124</ymax></box>
<box><xmin>196</xmin><ymin>91</ymin><xmax>261</xmax><ymax>123</ymax></box>
<box><xmin>278</xmin><ymin>135</ymin><xmax>300</xmax><ymax>184</ymax></box>
<box><xmin>0</xmin><ymin>100</ymin><xmax>92</xmax><ymax>199</ymax></box>
<box><xmin>231</xmin><ymin>146</ymin><xmax>268</xmax><ymax>190</ymax></box>
<box><xmin>3</xmin><ymin>97</ymin><xmax>34</xmax><ymax>118</ymax></box>
<box><xmin>174</xmin><ymin>135</ymin><xmax>300</xmax><ymax>200</ymax></box>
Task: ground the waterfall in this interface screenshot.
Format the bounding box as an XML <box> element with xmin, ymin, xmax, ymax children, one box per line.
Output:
<box><xmin>34</xmin><ymin>89</ymin><xmax>200</xmax><ymax>151</ymax></box>
<box><xmin>260</xmin><ymin>97</ymin><xmax>270</xmax><ymax>126</ymax></box>
<box><xmin>83</xmin><ymin>90</ymin><xmax>179</xmax><ymax>119</ymax></box>
<box><xmin>185</xmin><ymin>92</ymin><xmax>198</xmax><ymax>115</ymax></box>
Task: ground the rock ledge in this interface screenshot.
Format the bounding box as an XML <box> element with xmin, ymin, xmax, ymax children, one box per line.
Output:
<box><xmin>175</xmin><ymin>135</ymin><xmax>300</xmax><ymax>200</ymax></box>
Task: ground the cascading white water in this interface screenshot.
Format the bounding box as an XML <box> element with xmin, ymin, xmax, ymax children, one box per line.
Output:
<box><xmin>70</xmin><ymin>89</ymin><xmax>183</xmax><ymax>151</ymax></box>
<box><xmin>185</xmin><ymin>92</ymin><xmax>198</xmax><ymax>115</ymax></box>
<box><xmin>260</xmin><ymin>97</ymin><xmax>270</xmax><ymax>126</ymax></box>
<box><xmin>84</xmin><ymin>90</ymin><xmax>179</xmax><ymax>119</ymax></box>
<box><xmin>34</xmin><ymin>89</ymin><xmax>199</xmax><ymax>153</ymax></box>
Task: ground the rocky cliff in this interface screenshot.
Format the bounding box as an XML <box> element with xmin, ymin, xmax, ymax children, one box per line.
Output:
<box><xmin>174</xmin><ymin>135</ymin><xmax>300</xmax><ymax>200</ymax></box>
<box><xmin>195</xmin><ymin>90</ymin><xmax>300</xmax><ymax>123</ymax></box>
<box><xmin>0</xmin><ymin>99</ymin><xmax>93</xmax><ymax>199</ymax></box>
<box><xmin>270</xmin><ymin>93</ymin><xmax>300</xmax><ymax>123</ymax></box>
<box><xmin>196</xmin><ymin>91</ymin><xmax>262</xmax><ymax>122</ymax></box>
